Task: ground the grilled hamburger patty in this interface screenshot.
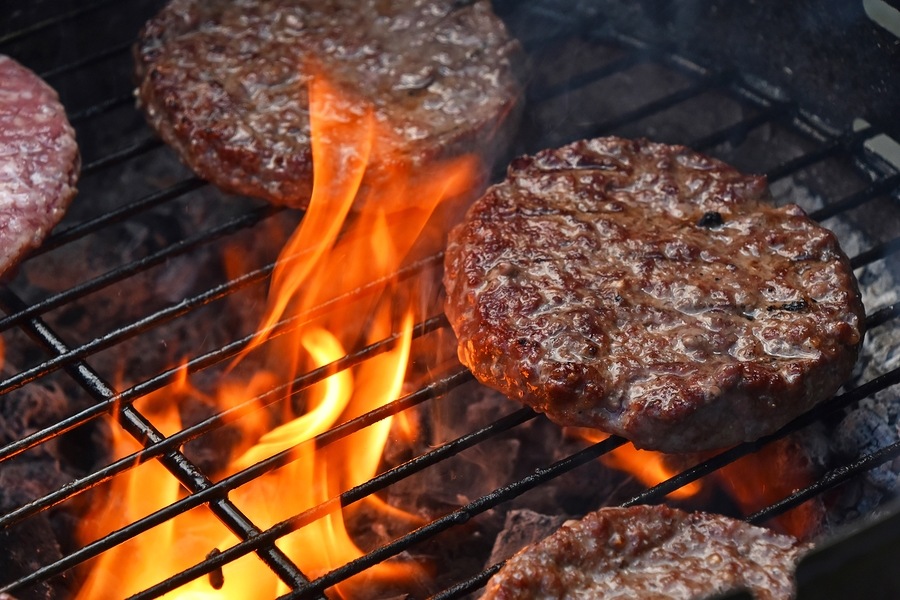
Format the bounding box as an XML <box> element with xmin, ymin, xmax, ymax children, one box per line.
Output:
<box><xmin>443</xmin><ymin>136</ymin><xmax>864</xmax><ymax>452</ymax></box>
<box><xmin>134</xmin><ymin>0</ymin><xmax>522</xmax><ymax>207</ymax></box>
<box><xmin>0</xmin><ymin>55</ymin><xmax>79</xmax><ymax>278</ymax></box>
<box><xmin>482</xmin><ymin>505</ymin><xmax>809</xmax><ymax>600</ymax></box>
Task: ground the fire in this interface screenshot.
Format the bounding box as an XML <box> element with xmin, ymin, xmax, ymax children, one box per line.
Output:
<box><xmin>714</xmin><ymin>437</ymin><xmax>824</xmax><ymax>539</ymax></box>
<box><xmin>77</xmin><ymin>73</ymin><xmax>477</xmax><ymax>598</ymax></box>
<box><xmin>572</xmin><ymin>428</ymin><xmax>702</xmax><ymax>500</ymax></box>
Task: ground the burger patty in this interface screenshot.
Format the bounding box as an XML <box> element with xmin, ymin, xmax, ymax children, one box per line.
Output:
<box><xmin>0</xmin><ymin>55</ymin><xmax>79</xmax><ymax>279</ymax></box>
<box><xmin>134</xmin><ymin>0</ymin><xmax>522</xmax><ymax>207</ymax></box>
<box><xmin>482</xmin><ymin>505</ymin><xmax>809</xmax><ymax>600</ymax></box>
<box><xmin>443</xmin><ymin>136</ymin><xmax>865</xmax><ymax>453</ymax></box>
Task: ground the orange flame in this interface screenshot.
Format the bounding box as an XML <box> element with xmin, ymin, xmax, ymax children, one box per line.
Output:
<box><xmin>572</xmin><ymin>428</ymin><xmax>702</xmax><ymax>500</ymax></box>
<box><xmin>77</xmin><ymin>72</ymin><xmax>477</xmax><ymax>598</ymax></box>
<box><xmin>714</xmin><ymin>437</ymin><xmax>824</xmax><ymax>539</ymax></box>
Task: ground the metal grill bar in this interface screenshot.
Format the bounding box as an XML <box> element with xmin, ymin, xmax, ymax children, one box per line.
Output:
<box><xmin>0</xmin><ymin>0</ymin><xmax>121</xmax><ymax>45</ymax></box>
<box><xmin>69</xmin><ymin>92</ymin><xmax>135</xmax><ymax>123</ymax></box>
<box><xmin>0</xmin><ymin>201</ymin><xmax>277</xmax><ymax>334</ymax></box>
<box><xmin>580</xmin><ymin>71</ymin><xmax>735</xmax><ymax>141</ymax></box>
<box><xmin>81</xmin><ymin>136</ymin><xmax>164</xmax><ymax>177</ymax></box>
<box><xmin>0</xmin><ymin>289</ymin><xmax>313</xmax><ymax>595</ymax></box>
<box><xmin>865</xmin><ymin>302</ymin><xmax>900</xmax><ymax>330</ymax></box>
<box><xmin>748</xmin><ymin>437</ymin><xmax>900</xmax><ymax>526</ymax></box>
<box><xmin>764</xmin><ymin>124</ymin><xmax>877</xmax><ymax>182</ymax></box>
<box><xmin>5</xmin><ymin>362</ymin><xmax>472</xmax><ymax>596</ymax></box>
<box><xmin>690</xmin><ymin>106</ymin><xmax>790</xmax><ymax>151</ymax></box>
<box><xmin>0</xmin><ymin>3</ymin><xmax>898</xmax><ymax>599</ymax></box>
<box><xmin>285</xmin><ymin>435</ymin><xmax>630</xmax><ymax>600</ymax></box>
<box><xmin>810</xmin><ymin>173</ymin><xmax>900</xmax><ymax>221</ymax></box>
<box><xmin>0</xmin><ymin>254</ymin><xmax>443</xmax><ymax>483</ymax></box>
<box><xmin>851</xmin><ymin>236</ymin><xmax>900</xmax><ymax>269</ymax></box>
<box><xmin>39</xmin><ymin>40</ymin><xmax>133</xmax><ymax>80</ymax></box>
<box><xmin>31</xmin><ymin>177</ymin><xmax>209</xmax><ymax>256</ymax></box>
<box><xmin>529</xmin><ymin>51</ymin><xmax>650</xmax><ymax>103</ymax></box>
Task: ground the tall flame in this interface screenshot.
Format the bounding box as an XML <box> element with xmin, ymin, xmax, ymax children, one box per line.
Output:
<box><xmin>77</xmin><ymin>72</ymin><xmax>477</xmax><ymax>598</ymax></box>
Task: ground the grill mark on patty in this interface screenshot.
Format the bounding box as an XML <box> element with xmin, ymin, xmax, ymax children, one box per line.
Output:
<box><xmin>444</xmin><ymin>136</ymin><xmax>865</xmax><ymax>452</ymax></box>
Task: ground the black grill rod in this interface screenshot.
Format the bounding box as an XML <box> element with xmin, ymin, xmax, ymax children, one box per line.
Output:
<box><xmin>432</xmin><ymin>567</ymin><xmax>501</xmax><ymax>600</ymax></box>
<box><xmin>30</xmin><ymin>176</ymin><xmax>209</xmax><ymax>256</ymax></box>
<box><xmin>0</xmin><ymin>198</ymin><xmax>278</xmax><ymax>333</ymax></box>
<box><xmin>621</xmin><ymin>366</ymin><xmax>900</xmax><ymax>507</ymax></box>
<box><xmin>509</xmin><ymin>2</ymin><xmax>628</xmax><ymax>52</ymax></box>
<box><xmin>0</xmin><ymin>0</ymin><xmax>120</xmax><ymax>46</ymax></box>
<box><xmin>432</xmin><ymin>365</ymin><xmax>900</xmax><ymax>600</ymax></box>
<box><xmin>851</xmin><ymin>235</ymin><xmax>900</xmax><ymax>270</ymax></box>
<box><xmin>764</xmin><ymin>124</ymin><xmax>877</xmax><ymax>183</ymax></box>
<box><xmin>810</xmin><ymin>172</ymin><xmax>900</xmax><ymax>222</ymax></box>
<box><xmin>0</xmin><ymin>244</ymin><xmax>439</xmax><ymax>400</ymax></box>
<box><xmin>866</xmin><ymin>302</ymin><xmax>900</xmax><ymax>331</ymax></box>
<box><xmin>14</xmin><ymin>163</ymin><xmax>893</xmax><ymax>387</ymax></box>
<box><xmin>865</xmin><ymin>301</ymin><xmax>898</xmax><ymax>332</ymax></box>
<box><xmin>0</xmin><ymin>310</ymin><xmax>452</xmax><ymax>531</ymax></box>
<box><xmin>81</xmin><ymin>136</ymin><xmax>164</xmax><ymax>178</ymax></box>
<box><xmin>0</xmin><ymin>254</ymin><xmax>444</xmax><ymax>464</ymax></box>
<box><xmin>1</xmin><ymin>233</ymin><xmax>893</xmax><ymax>498</ymax></box>
<box><xmin>690</xmin><ymin>105</ymin><xmax>791</xmax><ymax>153</ymax></box>
<box><xmin>39</xmin><ymin>39</ymin><xmax>132</xmax><ymax>80</ymax></box>
<box><xmin>128</xmin><ymin>377</ymin><xmax>536</xmax><ymax>600</ymax></box>
<box><xmin>528</xmin><ymin>51</ymin><xmax>650</xmax><ymax>104</ymax></box>
<box><xmin>747</xmin><ymin>437</ymin><xmax>900</xmax><ymax>527</ymax></box>
<box><xmin>281</xmin><ymin>434</ymin><xmax>629</xmax><ymax>600</ymax></box>
<box><xmin>0</xmin><ymin>278</ymin><xmax>269</xmax><ymax>459</ymax></box>
<box><xmin>578</xmin><ymin>71</ymin><xmax>735</xmax><ymax>143</ymax></box>
<box><xmin>5</xmin><ymin>366</ymin><xmax>474</xmax><ymax>598</ymax></box>
<box><xmin>0</xmin><ymin>288</ymin><xmax>313</xmax><ymax>594</ymax></box>
<box><xmin>69</xmin><ymin>92</ymin><xmax>133</xmax><ymax>124</ymax></box>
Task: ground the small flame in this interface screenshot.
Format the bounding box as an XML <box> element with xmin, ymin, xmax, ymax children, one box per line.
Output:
<box><xmin>572</xmin><ymin>428</ymin><xmax>702</xmax><ymax>500</ymax></box>
<box><xmin>714</xmin><ymin>437</ymin><xmax>823</xmax><ymax>539</ymax></box>
<box><xmin>77</xmin><ymin>70</ymin><xmax>477</xmax><ymax>598</ymax></box>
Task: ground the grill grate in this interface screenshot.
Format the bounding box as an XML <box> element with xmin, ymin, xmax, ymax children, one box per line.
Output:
<box><xmin>1</xmin><ymin>1</ymin><xmax>899</xmax><ymax>599</ymax></box>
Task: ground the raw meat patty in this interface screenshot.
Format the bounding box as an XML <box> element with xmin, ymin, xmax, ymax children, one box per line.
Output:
<box><xmin>134</xmin><ymin>0</ymin><xmax>522</xmax><ymax>207</ymax></box>
<box><xmin>0</xmin><ymin>55</ymin><xmax>79</xmax><ymax>278</ymax></box>
<box><xmin>482</xmin><ymin>505</ymin><xmax>809</xmax><ymax>600</ymax></box>
<box><xmin>443</xmin><ymin>136</ymin><xmax>865</xmax><ymax>452</ymax></box>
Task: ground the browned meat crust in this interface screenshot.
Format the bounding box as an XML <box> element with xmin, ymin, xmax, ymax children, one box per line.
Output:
<box><xmin>134</xmin><ymin>0</ymin><xmax>522</xmax><ymax>207</ymax></box>
<box><xmin>482</xmin><ymin>505</ymin><xmax>809</xmax><ymax>600</ymax></box>
<box><xmin>443</xmin><ymin>136</ymin><xmax>865</xmax><ymax>452</ymax></box>
<box><xmin>0</xmin><ymin>55</ymin><xmax>79</xmax><ymax>279</ymax></box>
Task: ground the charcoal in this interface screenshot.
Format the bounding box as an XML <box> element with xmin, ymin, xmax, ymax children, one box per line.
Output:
<box><xmin>486</xmin><ymin>509</ymin><xmax>567</xmax><ymax>566</ymax></box>
<box><xmin>0</xmin><ymin>459</ymin><xmax>77</xmax><ymax>599</ymax></box>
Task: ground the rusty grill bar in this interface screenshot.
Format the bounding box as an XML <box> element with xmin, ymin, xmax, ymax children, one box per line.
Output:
<box><xmin>1</xmin><ymin>1</ymin><xmax>899</xmax><ymax>599</ymax></box>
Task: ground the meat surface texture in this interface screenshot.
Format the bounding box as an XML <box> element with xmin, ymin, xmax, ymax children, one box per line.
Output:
<box><xmin>134</xmin><ymin>0</ymin><xmax>522</xmax><ymax>207</ymax></box>
<box><xmin>0</xmin><ymin>55</ymin><xmax>79</xmax><ymax>278</ymax></box>
<box><xmin>443</xmin><ymin>136</ymin><xmax>865</xmax><ymax>452</ymax></box>
<box><xmin>482</xmin><ymin>505</ymin><xmax>809</xmax><ymax>600</ymax></box>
